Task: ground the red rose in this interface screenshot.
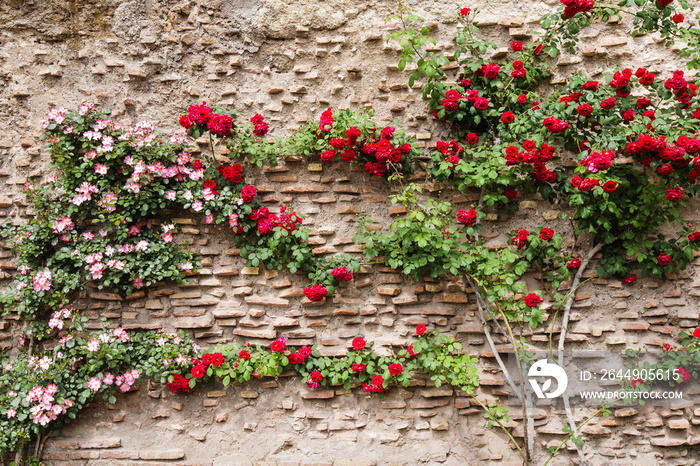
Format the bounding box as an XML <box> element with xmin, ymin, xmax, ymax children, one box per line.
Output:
<box><xmin>622</xmin><ymin>274</ymin><xmax>637</xmax><ymax>285</ymax></box>
<box><xmin>352</xmin><ymin>336</ymin><xmax>366</xmax><ymax>351</ymax></box>
<box><xmin>179</xmin><ymin>115</ymin><xmax>192</xmax><ymax>129</ymax></box>
<box><xmin>688</xmin><ymin>231</ymin><xmax>700</xmax><ymax>242</ymax></box>
<box><xmin>539</xmin><ymin>228</ymin><xmax>554</xmax><ymax>240</ymax></box>
<box><xmin>673</xmin><ymin>13</ymin><xmax>684</xmax><ymax>22</ymax></box>
<box><xmin>253</xmin><ymin>122</ymin><xmax>269</xmax><ymax>136</ymax></box>
<box><xmin>188</xmin><ymin>102</ymin><xmax>212</xmax><ymax>125</ymax></box>
<box><xmin>664</xmin><ymin>343</ymin><xmax>671</xmax><ymax>349</ymax></box>
<box><xmin>203</xmin><ymin>179</ymin><xmax>216</xmax><ymax>190</ymax></box>
<box><xmin>576</xmin><ymin>104</ymin><xmax>593</xmax><ymax>117</ymax></box>
<box><xmin>207</xmin><ymin>113</ymin><xmax>233</xmax><ymax>137</ymax></box>
<box><xmin>310</xmin><ymin>371</ymin><xmax>323</xmax><ymax>382</ymax></box>
<box><xmin>372</xmin><ymin>374</ymin><xmax>384</xmax><ymax>386</ymax></box>
<box><xmin>270</xmin><ymin>337</ymin><xmax>287</xmax><ymax>353</ymax></box>
<box><xmin>238</xmin><ymin>349</ymin><xmax>250</xmax><ymax>360</ymax></box>
<box><xmin>192</xmin><ymin>159</ymin><xmax>203</xmax><ymax>170</ymax></box>
<box><xmin>600</xmin><ymin>98</ymin><xmax>616</xmax><ymax>110</ymax></box>
<box><xmin>582</xmin><ymin>81</ymin><xmax>599</xmax><ymax>91</ymax></box>
<box><xmin>602</xmin><ymin>180</ymin><xmax>617</xmax><ymax>193</ymax></box>
<box><xmin>166</xmin><ymin>373</ymin><xmax>191</xmax><ymax>393</ymax></box>
<box><xmin>511</xmin><ymin>41</ymin><xmax>523</xmax><ymax>51</ymax></box>
<box><xmin>523</xmin><ymin>140</ymin><xmax>536</xmax><ymax>151</ymax></box>
<box><xmin>445</xmin><ymin>89</ymin><xmax>461</xmax><ymax>102</ymax></box>
<box><xmin>388</xmin><ymin>363</ymin><xmax>403</xmax><ymax>376</ymax></box>
<box><xmin>511</xmin><ymin>68</ymin><xmax>527</xmax><ymax>79</ymax></box>
<box><xmin>457</xmin><ymin>209</ymin><xmax>477</xmax><ymax>226</ymax></box>
<box><xmin>517</xmin><ymin>94</ymin><xmax>527</xmax><ymax>104</ymax></box>
<box><xmin>211</xmin><ymin>352</ymin><xmax>224</xmax><ymax>367</ymax></box>
<box><xmin>571</xmin><ymin>176</ymin><xmax>583</xmax><ymax>187</ymax></box>
<box><xmin>523</xmin><ymin>293</ymin><xmax>541</xmax><ymax>307</ymax></box>
<box><xmin>567</xmin><ymin>258</ymin><xmax>581</xmax><ymax>270</ymax></box>
<box><xmin>340</xmin><ymin>150</ymin><xmax>356</xmax><ymax>162</ymax></box>
<box><xmin>503</xmin><ymin>188</ymin><xmax>518</xmax><ymax>201</ymax></box>
<box><xmin>694</xmin><ymin>328</ymin><xmax>700</xmax><ymax>338</ymax></box>
<box><xmin>500</xmin><ymin>111</ymin><xmax>515</xmax><ymax>124</ymax></box>
<box><xmin>657</xmin><ymin>164</ymin><xmax>673</xmax><ymax>176</ymax></box>
<box><xmin>331</xmin><ymin>266</ymin><xmax>353</xmax><ymax>281</ymax></box>
<box><xmin>416</xmin><ymin>324</ymin><xmax>427</xmax><ymax>336</ymax></box>
<box><xmin>639</xmin><ymin>73</ymin><xmax>655</xmax><ymax>86</ymax></box>
<box><xmin>460</xmin><ymin>7</ymin><xmax>471</xmax><ymax>15</ymax></box>
<box><xmin>241</xmin><ymin>184</ymin><xmax>256</xmax><ymax>203</ymax></box>
<box><xmin>631</xmin><ymin>378</ymin><xmax>643</xmax><ymax>388</ymax></box>
<box><xmin>191</xmin><ymin>365</ymin><xmax>206</xmax><ymax>379</ymax></box>
<box><xmin>622</xmin><ymin>109</ymin><xmax>636</xmax><ymax>122</ymax></box>
<box><xmin>303</xmin><ymin>284</ymin><xmax>329</xmax><ymax>302</ymax></box>
<box><xmin>474</xmin><ymin>97</ymin><xmax>489</xmax><ymax>110</ymax></box>
<box><xmin>466</xmin><ymin>133</ymin><xmax>479</xmax><ymax>144</ymax></box>
<box><xmin>351</xmin><ymin>363</ymin><xmax>366</xmax><ymax>373</ymax></box>
<box><xmin>657</xmin><ymin>252</ymin><xmax>672</xmax><ymax>266</ymax></box>
<box><xmin>666</xmin><ymin>187</ymin><xmax>683</xmax><ymax>202</ymax></box>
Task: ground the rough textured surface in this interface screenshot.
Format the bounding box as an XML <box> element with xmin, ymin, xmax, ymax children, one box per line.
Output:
<box><xmin>1</xmin><ymin>0</ymin><xmax>700</xmax><ymax>464</ymax></box>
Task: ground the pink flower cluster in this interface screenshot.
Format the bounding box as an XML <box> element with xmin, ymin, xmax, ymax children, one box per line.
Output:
<box><xmin>33</xmin><ymin>269</ymin><xmax>52</xmax><ymax>292</ymax></box>
<box><xmin>25</xmin><ymin>384</ymin><xmax>72</xmax><ymax>426</ymax></box>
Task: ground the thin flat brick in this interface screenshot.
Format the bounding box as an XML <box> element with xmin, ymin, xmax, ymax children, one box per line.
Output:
<box><xmin>139</xmin><ymin>450</ymin><xmax>185</xmax><ymax>460</ymax></box>
<box><xmin>78</xmin><ymin>438</ymin><xmax>121</xmax><ymax>449</ymax></box>
<box><xmin>245</xmin><ymin>296</ymin><xmax>290</xmax><ymax>307</ymax></box>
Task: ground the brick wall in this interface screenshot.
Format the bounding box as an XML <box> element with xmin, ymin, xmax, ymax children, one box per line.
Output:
<box><xmin>1</xmin><ymin>0</ymin><xmax>700</xmax><ymax>464</ymax></box>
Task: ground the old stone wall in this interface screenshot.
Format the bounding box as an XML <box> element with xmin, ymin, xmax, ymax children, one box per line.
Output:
<box><xmin>1</xmin><ymin>0</ymin><xmax>700</xmax><ymax>464</ymax></box>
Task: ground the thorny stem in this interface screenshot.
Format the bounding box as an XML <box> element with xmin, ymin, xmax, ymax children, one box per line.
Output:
<box><xmin>470</xmin><ymin>395</ymin><xmax>530</xmax><ymax>466</ymax></box>
<box><xmin>542</xmin><ymin>404</ymin><xmax>613</xmax><ymax>466</ymax></box>
<box><xmin>548</xmin><ymin>275</ymin><xmax>596</xmax><ymax>360</ymax></box>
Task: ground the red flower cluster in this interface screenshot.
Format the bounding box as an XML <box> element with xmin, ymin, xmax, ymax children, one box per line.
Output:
<box><xmin>689</xmin><ymin>231</ymin><xmax>700</xmax><ymax>242</ymax></box>
<box><xmin>571</xmin><ymin>176</ymin><xmax>601</xmax><ymax>192</ymax></box>
<box><xmin>542</xmin><ymin>116</ymin><xmax>569</xmax><ymax>133</ymax></box>
<box><xmin>189</xmin><ymin>352</ymin><xmax>223</xmax><ymax>380</ymax></box>
<box><xmin>202</xmin><ymin>352</ymin><xmax>224</xmax><ymax>367</ymax></box>
<box><xmin>249</xmin><ymin>205</ymin><xmax>302</xmax><ymax>235</ymax></box>
<box><xmin>303</xmin><ymin>284</ymin><xmax>329</xmax><ymax>302</ymax></box>
<box><xmin>362</xmin><ymin>374</ymin><xmax>385</xmax><ymax>393</ymax></box>
<box><xmin>310</xmin><ymin>371</ymin><xmax>323</xmax><ymax>382</ymax></box>
<box><xmin>511</xmin><ymin>229</ymin><xmax>529</xmax><ymax>248</ymax></box>
<box><xmin>476</xmin><ymin>63</ymin><xmax>500</xmax><ymax>80</ymax></box>
<box><xmin>239</xmin><ymin>349</ymin><xmax>250</xmax><ymax>360</ymax></box>
<box><xmin>331</xmin><ymin>266</ymin><xmax>353</xmax><ymax>281</ymax></box>
<box><xmin>561</xmin><ymin>0</ymin><xmax>595</xmax><ymax>18</ymax></box>
<box><xmin>208</xmin><ymin>113</ymin><xmax>233</xmax><ymax>137</ymax></box>
<box><xmin>319</xmin><ymin>108</ymin><xmax>334</xmax><ymax>132</ymax></box>
<box><xmin>288</xmin><ymin>346</ymin><xmax>312</xmax><ymax>364</ymax></box>
<box><xmin>179</xmin><ymin>102</ymin><xmax>235</xmax><ymax>138</ymax></box>
<box><xmin>351</xmin><ymin>363</ymin><xmax>366</xmax><ymax>372</ymax></box>
<box><xmin>216</xmin><ymin>163</ymin><xmax>244</xmax><ymax>184</ymax></box>
<box><xmin>251</xmin><ymin>114</ymin><xmax>269</xmax><ymax>136</ymax></box>
<box><xmin>504</xmin><ymin>142</ymin><xmax>557</xmax><ymax>183</ymax></box>
<box><xmin>166</xmin><ymin>373</ymin><xmax>191</xmax><ymax>393</ymax></box>
<box><xmin>580</xmin><ymin>150</ymin><xmax>615</xmax><ymax>173</ymax></box>
<box><xmin>523</xmin><ymin>293</ymin><xmax>542</xmax><ymax>307</ymax></box>
<box><xmin>180</xmin><ymin>102</ymin><xmax>212</xmax><ymax>128</ymax></box>
<box><xmin>436</xmin><ymin>139</ymin><xmax>464</xmax><ymax>168</ymax></box>
<box><xmin>270</xmin><ymin>337</ymin><xmax>287</xmax><ymax>353</ymax></box>
<box><xmin>663</xmin><ymin>70</ymin><xmax>698</xmax><ymax>108</ymax></box>
<box><xmin>622</xmin><ymin>274</ymin><xmax>637</xmax><ymax>285</ymax></box>
<box><xmin>666</xmin><ymin>186</ymin><xmax>684</xmax><ymax>202</ymax></box>
<box><xmin>457</xmin><ymin>209</ymin><xmax>477</xmax><ymax>226</ymax></box>
<box><xmin>511</xmin><ymin>60</ymin><xmax>527</xmax><ymax>79</ymax></box>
